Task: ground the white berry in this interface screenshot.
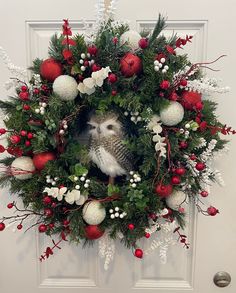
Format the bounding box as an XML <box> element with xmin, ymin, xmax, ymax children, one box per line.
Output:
<box><xmin>110</xmin><ymin>214</ymin><xmax>115</xmax><ymax>219</ymax></box>
<box><xmin>87</xmin><ymin>53</ymin><xmax>91</xmax><ymax>58</ymax></box>
<box><xmin>79</xmin><ymin>59</ymin><xmax>84</xmax><ymax>64</ymax></box>
<box><xmin>85</xmin><ymin>179</ymin><xmax>90</xmax><ymax>183</ymax></box>
<box><xmin>131</xmin><ymin>183</ymin><xmax>137</xmax><ymax>188</ymax></box>
<box><xmin>137</xmin><ymin>116</ymin><xmax>142</xmax><ymax>122</ymax></box>
<box><xmin>130</xmin><ymin>171</ymin><xmax>134</xmax><ymax>175</ymax></box>
<box><xmin>59</xmin><ymin>129</ymin><xmax>65</xmax><ymax>135</ymax></box>
<box><xmin>51</xmin><ymin>181</ymin><xmax>56</xmax><ymax>186</ymax></box>
<box><xmin>109</xmin><ymin>209</ymin><xmax>114</xmax><ymax>213</ymax></box>
<box><xmin>46</xmin><ymin>179</ymin><xmax>51</xmax><ymax>183</ymax></box>
<box><xmin>84</xmin><ymin>183</ymin><xmax>89</xmax><ymax>188</ymax></box>
<box><xmin>154</xmin><ymin>60</ymin><xmax>159</xmax><ymax>66</ymax></box>
<box><xmin>130</xmin><ymin>179</ymin><xmax>134</xmax><ymax>183</ymax></box>
<box><xmin>42</xmin><ymin>102</ymin><xmax>47</xmax><ymax>108</ymax></box>
<box><xmin>162</xmin><ymin>69</ymin><xmax>167</xmax><ymax>73</ymax></box>
<box><xmin>75</xmin><ymin>185</ymin><xmax>80</xmax><ymax>190</ymax></box>
<box><xmin>80</xmin><ymin>177</ymin><xmax>85</xmax><ymax>181</ymax></box>
<box><xmin>164</xmin><ymin>65</ymin><xmax>169</xmax><ymax>70</ymax></box>
<box><xmin>35</xmin><ymin>109</ymin><xmax>40</xmax><ymax>114</ymax></box>
<box><xmin>115</xmin><ymin>212</ymin><xmax>119</xmax><ymax>217</ymax></box>
<box><xmin>120</xmin><ymin>214</ymin><xmax>124</xmax><ymax>219</ymax></box>
<box><xmin>81</xmin><ymin>53</ymin><xmax>86</xmax><ymax>59</ymax></box>
<box><xmin>131</xmin><ymin>116</ymin><xmax>136</xmax><ymax>122</ymax></box>
<box><xmin>82</xmin><ymin>173</ymin><xmax>87</xmax><ymax>177</ymax></box>
<box><xmin>154</xmin><ymin>66</ymin><xmax>160</xmax><ymax>72</ymax></box>
<box><xmin>74</xmin><ymin>176</ymin><xmax>78</xmax><ymax>181</ymax></box>
<box><xmin>90</xmin><ymin>59</ymin><xmax>95</xmax><ymax>65</ymax></box>
<box><xmin>115</xmin><ymin>207</ymin><xmax>119</xmax><ymax>211</ymax></box>
<box><xmin>81</xmin><ymin>66</ymin><xmax>86</xmax><ymax>71</ymax></box>
<box><xmin>158</xmin><ymin>63</ymin><xmax>163</xmax><ymax>68</ymax></box>
<box><xmin>160</xmin><ymin>57</ymin><xmax>166</xmax><ymax>63</ymax></box>
<box><xmin>63</xmin><ymin>124</ymin><xmax>68</xmax><ymax>129</ymax></box>
<box><xmin>124</xmin><ymin>111</ymin><xmax>129</xmax><ymax>116</ymax></box>
<box><xmin>185</xmin><ymin>123</ymin><xmax>190</xmax><ymax>129</ymax></box>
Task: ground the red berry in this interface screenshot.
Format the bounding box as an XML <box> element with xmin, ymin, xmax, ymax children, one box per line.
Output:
<box><xmin>207</xmin><ymin>206</ymin><xmax>219</xmax><ymax>216</ymax></box>
<box><xmin>20</xmin><ymin>130</ymin><xmax>27</xmax><ymax>136</ymax></box>
<box><xmin>43</xmin><ymin>196</ymin><xmax>52</xmax><ymax>205</ymax></box>
<box><xmin>92</xmin><ymin>64</ymin><xmax>101</xmax><ymax>72</ymax></box>
<box><xmin>23</xmin><ymin>104</ymin><xmax>30</xmax><ymax>110</ymax></box>
<box><xmin>149</xmin><ymin>213</ymin><xmax>157</xmax><ymax>220</ymax></box>
<box><xmin>21</xmin><ymin>85</ymin><xmax>28</xmax><ymax>92</ymax></box>
<box><xmin>7</xmin><ymin>203</ymin><xmax>14</xmax><ymax>209</ymax></box>
<box><xmin>87</xmin><ymin>45</ymin><xmax>98</xmax><ymax>56</ymax></box>
<box><xmin>179</xmin><ymin>141</ymin><xmax>188</xmax><ymax>149</ymax></box>
<box><xmin>145</xmin><ymin>232</ymin><xmax>150</xmax><ymax>238</ymax></box>
<box><xmin>44</xmin><ymin>208</ymin><xmax>53</xmax><ymax>217</ymax></box>
<box><xmin>10</xmin><ymin>135</ymin><xmax>21</xmax><ymax>144</ymax></box>
<box><xmin>195</xmin><ymin>162</ymin><xmax>206</xmax><ymax>171</ymax></box>
<box><xmin>190</xmin><ymin>154</ymin><xmax>197</xmax><ymax>160</ymax></box>
<box><xmin>160</xmin><ymin>80</ymin><xmax>170</xmax><ymax>89</ymax></box>
<box><xmin>51</xmin><ymin>202</ymin><xmax>57</xmax><ymax>208</ymax></box>
<box><xmin>41</xmin><ymin>85</ymin><xmax>48</xmax><ymax>91</ymax></box>
<box><xmin>83</xmin><ymin>60</ymin><xmax>89</xmax><ymax>67</ymax></box>
<box><xmin>128</xmin><ymin>223</ymin><xmax>135</xmax><ymax>230</ymax></box>
<box><xmin>134</xmin><ymin>248</ymin><xmax>143</xmax><ymax>259</ymax></box>
<box><xmin>48</xmin><ymin>223</ymin><xmax>55</xmax><ymax>229</ymax></box>
<box><xmin>63</xmin><ymin>219</ymin><xmax>70</xmax><ymax>226</ymax></box>
<box><xmin>111</xmin><ymin>90</ymin><xmax>117</xmax><ymax>96</ymax></box>
<box><xmin>171</xmin><ymin>176</ymin><xmax>181</xmax><ymax>185</ymax></box>
<box><xmin>108</xmin><ymin>73</ymin><xmax>117</xmax><ymax>83</ymax></box>
<box><xmin>38</xmin><ymin>224</ymin><xmax>47</xmax><ymax>233</ymax></box>
<box><xmin>25</xmin><ymin>140</ymin><xmax>31</xmax><ymax>147</ymax></box>
<box><xmin>138</xmin><ymin>38</ymin><xmax>149</xmax><ymax>49</ymax></box>
<box><xmin>180</xmin><ymin>79</ymin><xmax>187</xmax><ymax>87</ymax></box>
<box><xmin>19</xmin><ymin>91</ymin><xmax>30</xmax><ymax>101</ymax></box>
<box><xmin>78</xmin><ymin>74</ymin><xmax>84</xmax><ymax>82</ymax></box>
<box><xmin>112</xmin><ymin>37</ymin><xmax>118</xmax><ymax>44</ymax></box>
<box><xmin>0</xmin><ymin>222</ymin><xmax>5</xmax><ymax>231</ymax></box>
<box><xmin>0</xmin><ymin>128</ymin><xmax>6</xmax><ymax>134</ymax></box>
<box><xmin>27</xmin><ymin>132</ymin><xmax>34</xmax><ymax>139</ymax></box>
<box><xmin>17</xmin><ymin>224</ymin><xmax>23</xmax><ymax>230</ymax></box>
<box><xmin>200</xmin><ymin>190</ymin><xmax>208</xmax><ymax>197</ymax></box>
<box><xmin>0</xmin><ymin>145</ymin><xmax>5</xmax><ymax>153</ymax></box>
<box><xmin>33</xmin><ymin>88</ymin><xmax>40</xmax><ymax>95</ymax></box>
<box><xmin>195</xmin><ymin>102</ymin><xmax>203</xmax><ymax>110</ymax></box>
<box><xmin>169</xmin><ymin>92</ymin><xmax>178</xmax><ymax>101</ymax></box>
<box><xmin>175</xmin><ymin>167</ymin><xmax>186</xmax><ymax>176</ymax></box>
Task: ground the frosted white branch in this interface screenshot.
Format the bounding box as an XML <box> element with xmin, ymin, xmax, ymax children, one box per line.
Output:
<box><xmin>99</xmin><ymin>232</ymin><xmax>116</xmax><ymax>270</ymax></box>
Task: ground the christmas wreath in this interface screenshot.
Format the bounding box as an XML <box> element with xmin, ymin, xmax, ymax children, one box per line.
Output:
<box><xmin>0</xmin><ymin>14</ymin><xmax>234</xmax><ymax>266</ymax></box>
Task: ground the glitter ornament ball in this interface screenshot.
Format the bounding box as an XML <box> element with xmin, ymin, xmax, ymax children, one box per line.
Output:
<box><xmin>33</xmin><ymin>152</ymin><xmax>56</xmax><ymax>171</ymax></box>
<box><xmin>120</xmin><ymin>30</ymin><xmax>141</xmax><ymax>50</ymax></box>
<box><xmin>166</xmin><ymin>190</ymin><xmax>186</xmax><ymax>210</ymax></box>
<box><xmin>120</xmin><ymin>53</ymin><xmax>142</xmax><ymax>77</ymax></box>
<box><xmin>84</xmin><ymin>225</ymin><xmax>104</xmax><ymax>240</ymax></box>
<box><xmin>82</xmin><ymin>201</ymin><xmax>106</xmax><ymax>225</ymax></box>
<box><xmin>53</xmin><ymin>75</ymin><xmax>79</xmax><ymax>101</ymax></box>
<box><xmin>155</xmin><ymin>183</ymin><xmax>173</xmax><ymax>198</ymax></box>
<box><xmin>160</xmin><ymin>101</ymin><xmax>184</xmax><ymax>126</ymax></box>
<box><xmin>40</xmin><ymin>58</ymin><xmax>63</xmax><ymax>82</ymax></box>
<box><xmin>11</xmin><ymin>156</ymin><xmax>35</xmax><ymax>180</ymax></box>
<box><xmin>181</xmin><ymin>91</ymin><xmax>202</xmax><ymax>110</ymax></box>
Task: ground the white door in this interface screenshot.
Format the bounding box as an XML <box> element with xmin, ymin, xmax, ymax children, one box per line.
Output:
<box><xmin>0</xmin><ymin>0</ymin><xmax>235</xmax><ymax>292</ymax></box>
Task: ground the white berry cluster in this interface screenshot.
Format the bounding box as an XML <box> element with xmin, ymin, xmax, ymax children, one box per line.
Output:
<box><xmin>35</xmin><ymin>101</ymin><xmax>47</xmax><ymax>115</ymax></box>
<box><xmin>109</xmin><ymin>207</ymin><xmax>127</xmax><ymax>219</ymax></box>
<box><xmin>154</xmin><ymin>58</ymin><xmax>169</xmax><ymax>73</ymax></box>
<box><xmin>46</xmin><ymin>175</ymin><xmax>59</xmax><ymax>186</ymax></box>
<box><xmin>124</xmin><ymin>111</ymin><xmax>142</xmax><ymax>124</ymax></box>
<box><xmin>59</xmin><ymin>119</ymin><xmax>68</xmax><ymax>136</ymax></box>
<box><xmin>73</xmin><ymin>173</ymin><xmax>90</xmax><ymax>190</ymax></box>
<box><xmin>79</xmin><ymin>52</ymin><xmax>95</xmax><ymax>72</ymax></box>
<box><xmin>179</xmin><ymin>121</ymin><xmax>199</xmax><ymax>139</ymax></box>
<box><xmin>129</xmin><ymin>171</ymin><xmax>141</xmax><ymax>188</ymax></box>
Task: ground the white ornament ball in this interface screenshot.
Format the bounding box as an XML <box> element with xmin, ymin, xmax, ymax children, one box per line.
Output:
<box><xmin>53</xmin><ymin>75</ymin><xmax>78</xmax><ymax>101</ymax></box>
<box><xmin>165</xmin><ymin>191</ymin><xmax>186</xmax><ymax>210</ymax></box>
<box><xmin>11</xmin><ymin>156</ymin><xmax>35</xmax><ymax>180</ymax></box>
<box><xmin>120</xmin><ymin>30</ymin><xmax>142</xmax><ymax>50</ymax></box>
<box><xmin>160</xmin><ymin>101</ymin><xmax>184</xmax><ymax>126</ymax></box>
<box><xmin>82</xmin><ymin>201</ymin><xmax>106</xmax><ymax>225</ymax></box>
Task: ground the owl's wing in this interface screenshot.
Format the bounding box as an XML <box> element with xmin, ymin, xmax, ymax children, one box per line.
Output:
<box><xmin>104</xmin><ymin>136</ymin><xmax>134</xmax><ymax>173</ymax></box>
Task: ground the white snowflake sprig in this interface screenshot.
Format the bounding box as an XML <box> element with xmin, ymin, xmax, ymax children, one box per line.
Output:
<box><xmin>129</xmin><ymin>171</ymin><xmax>141</xmax><ymax>188</ymax></box>
<box><xmin>147</xmin><ymin>115</ymin><xmax>166</xmax><ymax>158</ymax></box>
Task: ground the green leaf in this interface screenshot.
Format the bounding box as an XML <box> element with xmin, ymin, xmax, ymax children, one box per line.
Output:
<box><xmin>74</xmin><ymin>164</ymin><xmax>88</xmax><ymax>176</ymax></box>
<box><xmin>108</xmin><ymin>184</ymin><xmax>120</xmax><ymax>196</ymax></box>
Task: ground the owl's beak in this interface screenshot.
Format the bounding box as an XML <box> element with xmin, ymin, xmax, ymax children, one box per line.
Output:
<box><xmin>97</xmin><ymin>126</ymin><xmax>101</xmax><ymax>134</ymax></box>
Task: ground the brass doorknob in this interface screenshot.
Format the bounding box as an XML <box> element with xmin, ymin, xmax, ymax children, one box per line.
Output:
<box><xmin>213</xmin><ymin>271</ymin><xmax>231</xmax><ymax>287</ymax></box>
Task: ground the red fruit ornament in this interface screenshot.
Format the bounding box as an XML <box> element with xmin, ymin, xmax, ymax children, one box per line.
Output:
<box><xmin>195</xmin><ymin>162</ymin><xmax>206</xmax><ymax>171</ymax></box>
<box><xmin>17</xmin><ymin>224</ymin><xmax>23</xmax><ymax>230</ymax></box>
<box><xmin>200</xmin><ymin>190</ymin><xmax>208</xmax><ymax>197</ymax></box>
<box><xmin>171</xmin><ymin>176</ymin><xmax>181</xmax><ymax>185</ymax></box>
<box><xmin>181</xmin><ymin>91</ymin><xmax>202</xmax><ymax>110</ymax></box>
<box><xmin>120</xmin><ymin>53</ymin><xmax>142</xmax><ymax>77</ymax></box>
<box><xmin>19</xmin><ymin>91</ymin><xmax>29</xmax><ymax>101</ymax></box>
<box><xmin>84</xmin><ymin>225</ymin><xmax>104</xmax><ymax>240</ymax></box>
<box><xmin>0</xmin><ymin>222</ymin><xmax>5</xmax><ymax>231</ymax></box>
<box><xmin>155</xmin><ymin>183</ymin><xmax>173</xmax><ymax>198</ymax></box>
<box><xmin>108</xmin><ymin>73</ymin><xmax>117</xmax><ymax>83</ymax></box>
<box><xmin>38</xmin><ymin>224</ymin><xmax>47</xmax><ymax>233</ymax></box>
<box><xmin>33</xmin><ymin>152</ymin><xmax>56</xmax><ymax>170</ymax></box>
<box><xmin>10</xmin><ymin>135</ymin><xmax>21</xmax><ymax>144</ymax></box>
<box><xmin>128</xmin><ymin>223</ymin><xmax>135</xmax><ymax>230</ymax></box>
<box><xmin>134</xmin><ymin>248</ymin><xmax>143</xmax><ymax>259</ymax></box>
<box><xmin>40</xmin><ymin>58</ymin><xmax>63</xmax><ymax>82</ymax></box>
<box><xmin>138</xmin><ymin>38</ymin><xmax>149</xmax><ymax>49</ymax></box>
<box><xmin>207</xmin><ymin>206</ymin><xmax>219</xmax><ymax>216</ymax></box>
<box><xmin>175</xmin><ymin>167</ymin><xmax>186</xmax><ymax>176</ymax></box>
<box><xmin>7</xmin><ymin>203</ymin><xmax>14</xmax><ymax>209</ymax></box>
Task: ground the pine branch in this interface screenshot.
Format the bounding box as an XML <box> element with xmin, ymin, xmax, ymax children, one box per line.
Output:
<box><xmin>149</xmin><ymin>14</ymin><xmax>167</xmax><ymax>46</ymax></box>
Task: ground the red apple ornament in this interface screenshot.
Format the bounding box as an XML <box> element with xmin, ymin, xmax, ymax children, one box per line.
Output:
<box><xmin>33</xmin><ymin>152</ymin><xmax>56</xmax><ymax>170</ymax></box>
<box><xmin>120</xmin><ymin>53</ymin><xmax>142</xmax><ymax>77</ymax></box>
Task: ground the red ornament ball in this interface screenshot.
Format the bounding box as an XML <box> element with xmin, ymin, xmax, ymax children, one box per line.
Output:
<box><xmin>181</xmin><ymin>91</ymin><xmax>202</xmax><ymax>110</ymax></box>
<box><xmin>0</xmin><ymin>222</ymin><xmax>5</xmax><ymax>231</ymax></box>
<box><xmin>200</xmin><ymin>190</ymin><xmax>208</xmax><ymax>197</ymax></box>
<box><xmin>134</xmin><ymin>248</ymin><xmax>143</xmax><ymax>259</ymax></box>
<box><xmin>33</xmin><ymin>152</ymin><xmax>56</xmax><ymax>170</ymax></box>
<box><xmin>108</xmin><ymin>73</ymin><xmax>117</xmax><ymax>83</ymax></box>
<box><xmin>171</xmin><ymin>176</ymin><xmax>181</xmax><ymax>185</ymax></box>
<box><xmin>175</xmin><ymin>167</ymin><xmax>186</xmax><ymax>176</ymax></box>
<box><xmin>128</xmin><ymin>223</ymin><xmax>135</xmax><ymax>230</ymax></box>
<box><xmin>207</xmin><ymin>206</ymin><xmax>219</xmax><ymax>216</ymax></box>
<box><xmin>155</xmin><ymin>183</ymin><xmax>173</xmax><ymax>198</ymax></box>
<box><xmin>84</xmin><ymin>225</ymin><xmax>104</xmax><ymax>240</ymax></box>
<box><xmin>195</xmin><ymin>162</ymin><xmax>206</xmax><ymax>171</ymax></box>
<box><xmin>40</xmin><ymin>58</ymin><xmax>63</xmax><ymax>82</ymax></box>
<box><xmin>138</xmin><ymin>38</ymin><xmax>149</xmax><ymax>49</ymax></box>
<box><xmin>38</xmin><ymin>224</ymin><xmax>47</xmax><ymax>233</ymax></box>
<box><xmin>120</xmin><ymin>53</ymin><xmax>142</xmax><ymax>77</ymax></box>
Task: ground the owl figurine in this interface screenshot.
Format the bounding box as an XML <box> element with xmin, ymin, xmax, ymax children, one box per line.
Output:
<box><xmin>88</xmin><ymin>112</ymin><xmax>133</xmax><ymax>180</ymax></box>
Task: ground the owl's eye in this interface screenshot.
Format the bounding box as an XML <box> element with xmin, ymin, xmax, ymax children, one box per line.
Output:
<box><xmin>107</xmin><ymin>124</ymin><xmax>113</xmax><ymax>130</ymax></box>
<box><xmin>89</xmin><ymin>125</ymin><xmax>96</xmax><ymax>130</ymax></box>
